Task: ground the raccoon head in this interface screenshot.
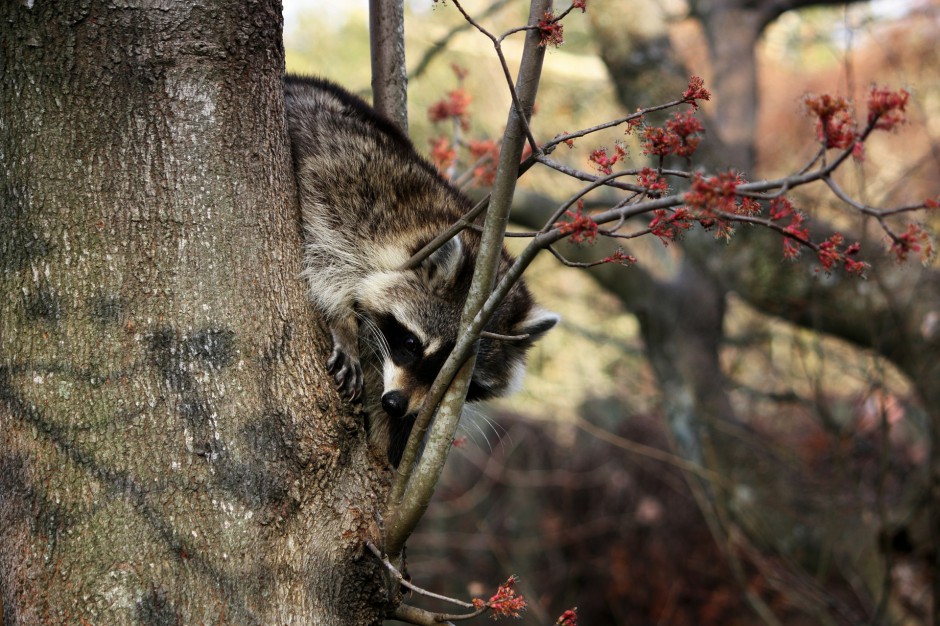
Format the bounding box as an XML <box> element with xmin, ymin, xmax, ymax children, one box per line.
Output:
<box><xmin>357</xmin><ymin>235</ymin><xmax>557</xmax><ymax>421</ymax></box>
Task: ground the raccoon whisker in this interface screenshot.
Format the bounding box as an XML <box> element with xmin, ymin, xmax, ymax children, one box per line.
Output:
<box><xmin>357</xmin><ymin>314</ymin><xmax>391</xmax><ymax>362</ymax></box>
<box><xmin>474</xmin><ymin>416</ymin><xmax>502</xmax><ymax>453</ymax></box>
<box><xmin>458</xmin><ymin>405</ymin><xmax>505</xmax><ymax>453</ymax></box>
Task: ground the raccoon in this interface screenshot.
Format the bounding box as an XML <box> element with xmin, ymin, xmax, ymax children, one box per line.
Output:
<box><xmin>284</xmin><ymin>75</ymin><xmax>558</xmax><ymax>465</ymax></box>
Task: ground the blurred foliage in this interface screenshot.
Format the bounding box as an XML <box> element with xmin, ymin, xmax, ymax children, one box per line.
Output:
<box><xmin>285</xmin><ymin>7</ymin><xmax>372</xmax><ymax>92</ymax></box>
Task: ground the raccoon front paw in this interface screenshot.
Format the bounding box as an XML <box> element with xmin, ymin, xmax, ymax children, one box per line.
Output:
<box><xmin>326</xmin><ymin>318</ymin><xmax>363</xmax><ymax>400</ymax></box>
<box><xmin>326</xmin><ymin>346</ymin><xmax>363</xmax><ymax>401</ymax></box>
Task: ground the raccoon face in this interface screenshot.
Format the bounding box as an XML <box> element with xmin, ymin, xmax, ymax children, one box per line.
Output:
<box><xmin>371</xmin><ymin>311</ymin><xmax>453</xmax><ymax>419</ymax></box>
<box><xmin>364</xmin><ymin>303</ymin><xmax>558</xmax><ymax>421</ymax></box>
<box><xmin>357</xmin><ymin>234</ymin><xmax>558</xmax><ymax>422</ymax></box>
<box><xmin>357</xmin><ymin>243</ymin><xmax>465</xmax><ymax>419</ymax></box>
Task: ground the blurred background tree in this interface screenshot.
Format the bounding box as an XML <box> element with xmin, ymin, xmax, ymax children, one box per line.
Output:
<box><xmin>286</xmin><ymin>1</ymin><xmax>939</xmax><ymax>624</ymax></box>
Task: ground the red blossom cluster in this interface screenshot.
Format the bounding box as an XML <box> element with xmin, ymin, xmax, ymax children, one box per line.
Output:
<box><xmin>625</xmin><ymin>113</ymin><xmax>644</xmax><ymax>133</ymax></box>
<box><xmin>685</xmin><ymin>172</ymin><xmax>759</xmax><ymax>215</ymax></box>
<box><xmin>648</xmin><ymin>208</ymin><xmax>694</xmax><ymax>245</ymax></box>
<box><xmin>603</xmin><ymin>249</ymin><xmax>637</xmax><ymax>266</ymax></box>
<box><xmin>867</xmin><ymin>85</ymin><xmax>909</xmax><ymax>131</ymax></box>
<box><xmin>472</xmin><ymin>576</ymin><xmax>527</xmax><ymax>619</ymax></box>
<box><xmin>428</xmin><ymin>88</ymin><xmax>473</xmax><ymax>131</ymax></box>
<box><xmin>555</xmin><ymin>608</ymin><xmax>578</xmax><ymax>625</ymax></box>
<box><xmin>804</xmin><ymin>93</ymin><xmax>857</xmax><ymax>150</ymax></box>
<box><xmin>467</xmin><ymin>138</ymin><xmax>501</xmax><ymax>186</ymax></box>
<box><xmin>538</xmin><ymin>11</ymin><xmax>564</xmax><ymax>48</ymax></box>
<box><xmin>682</xmin><ymin>172</ymin><xmax>759</xmax><ymax>239</ymax></box>
<box><xmin>682</xmin><ymin>75</ymin><xmax>711</xmax><ymax>109</ymax></box>
<box><xmin>817</xmin><ymin>233</ymin><xmax>868</xmax><ymax>275</ymax></box>
<box><xmin>572</xmin><ymin>0</ymin><xmax>587</xmax><ymax>13</ymax></box>
<box><xmin>804</xmin><ymin>86</ymin><xmax>910</xmax><ymax>155</ymax></box>
<box><xmin>429</xmin><ymin>136</ymin><xmax>456</xmax><ymax>172</ymax></box>
<box><xmin>555</xmin><ymin>200</ymin><xmax>598</xmax><ymax>245</ymax></box>
<box><xmin>637</xmin><ymin>167</ymin><xmax>668</xmax><ymax>195</ymax></box>
<box><xmin>769</xmin><ymin>197</ymin><xmax>808</xmax><ymax>260</ymax></box>
<box><xmin>889</xmin><ymin>222</ymin><xmax>934</xmax><ymax>264</ymax></box>
<box><xmin>641</xmin><ymin>110</ymin><xmax>704</xmax><ymax>158</ymax></box>
<box><xmin>588</xmin><ymin>144</ymin><xmax>626</xmax><ymax>175</ymax></box>
<box><xmin>640</xmin><ymin>127</ymin><xmax>671</xmax><ymax>157</ymax></box>
<box><xmin>769</xmin><ymin>198</ymin><xmax>868</xmax><ymax>274</ymax></box>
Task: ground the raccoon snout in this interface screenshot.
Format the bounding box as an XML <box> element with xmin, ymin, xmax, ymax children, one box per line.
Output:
<box><xmin>381</xmin><ymin>390</ymin><xmax>409</xmax><ymax>419</ymax></box>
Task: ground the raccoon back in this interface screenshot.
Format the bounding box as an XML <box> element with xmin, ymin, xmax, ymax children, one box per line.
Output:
<box><xmin>283</xmin><ymin>75</ymin><xmax>480</xmax><ymax>317</ymax></box>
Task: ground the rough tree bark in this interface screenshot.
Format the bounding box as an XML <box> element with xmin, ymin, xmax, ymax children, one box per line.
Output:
<box><xmin>369</xmin><ymin>0</ymin><xmax>409</xmax><ymax>134</ymax></box>
<box><xmin>0</xmin><ymin>2</ymin><xmax>389</xmax><ymax>624</ymax></box>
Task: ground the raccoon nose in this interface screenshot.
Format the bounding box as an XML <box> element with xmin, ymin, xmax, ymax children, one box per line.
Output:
<box><xmin>381</xmin><ymin>390</ymin><xmax>409</xmax><ymax>419</ymax></box>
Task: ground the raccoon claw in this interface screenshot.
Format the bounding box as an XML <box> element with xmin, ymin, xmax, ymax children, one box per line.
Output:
<box><xmin>327</xmin><ymin>347</ymin><xmax>363</xmax><ymax>401</ymax></box>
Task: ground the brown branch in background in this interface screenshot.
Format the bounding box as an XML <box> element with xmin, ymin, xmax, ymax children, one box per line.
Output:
<box><xmin>540</xmin><ymin>101</ymin><xmax>681</xmax><ymax>152</ymax></box>
<box><xmin>574</xmin><ymin>416</ymin><xmax>727</xmax><ymax>486</ymax></box>
<box><xmin>370</xmin><ymin>0</ymin><xmax>409</xmax><ymax>134</ymax></box>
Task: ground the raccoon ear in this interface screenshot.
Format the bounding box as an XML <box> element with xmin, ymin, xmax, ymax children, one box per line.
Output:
<box><xmin>419</xmin><ymin>236</ymin><xmax>463</xmax><ymax>288</ymax></box>
<box><xmin>512</xmin><ymin>307</ymin><xmax>559</xmax><ymax>345</ymax></box>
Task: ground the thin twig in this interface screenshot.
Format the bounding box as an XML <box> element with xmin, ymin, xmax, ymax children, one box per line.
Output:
<box><xmin>408</xmin><ymin>0</ymin><xmax>512</xmax><ymax>81</ymax></box>
<box><xmin>400</xmin><ymin>196</ymin><xmax>489</xmax><ymax>270</ymax></box>
<box><xmin>450</xmin><ymin>0</ymin><xmax>541</xmax><ymax>153</ymax></box>
<box><xmin>480</xmin><ymin>330</ymin><xmax>531</xmax><ymax>341</ymax></box>
<box><xmin>796</xmin><ymin>145</ymin><xmax>826</xmax><ymax>176</ymax></box>
<box><xmin>547</xmin><ymin>245</ymin><xmax>609</xmax><ymax>268</ymax></box>
<box><xmin>366</xmin><ymin>542</ymin><xmax>475</xmax><ymax>609</ymax></box>
<box><xmin>551</xmin><ymin>2</ymin><xmax>580</xmax><ymax>23</ymax></box>
<box><xmin>542</xmin><ymin>99</ymin><xmax>687</xmax><ymax>152</ymax></box>
<box><xmin>496</xmin><ymin>25</ymin><xmax>534</xmax><ymax>42</ymax></box>
<box><xmin>536</xmin><ymin>156</ymin><xmax>691</xmax><ymax>193</ymax></box>
<box><xmin>601</xmin><ymin>227</ymin><xmax>655</xmax><ymax>240</ymax></box>
<box><xmin>823</xmin><ymin>174</ymin><xmax>912</xmax><ymax>248</ymax></box>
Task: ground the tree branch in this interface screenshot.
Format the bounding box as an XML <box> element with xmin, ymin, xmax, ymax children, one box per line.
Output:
<box><xmin>370</xmin><ymin>0</ymin><xmax>409</xmax><ymax>133</ymax></box>
<box><xmin>366</xmin><ymin>542</ymin><xmax>475</xmax><ymax>609</ymax></box>
<box><xmin>385</xmin><ymin>0</ymin><xmax>552</xmax><ymax>558</ymax></box>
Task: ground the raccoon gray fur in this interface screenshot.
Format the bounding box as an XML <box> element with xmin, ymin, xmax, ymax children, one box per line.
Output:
<box><xmin>284</xmin><ymin>74</ymin><xmax>558</xmax><ymax>465</ymax></box>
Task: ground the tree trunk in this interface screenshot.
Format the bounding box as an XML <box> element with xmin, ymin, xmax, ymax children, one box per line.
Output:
<box><xmin>0</xmin><ymin>2</ymin><xmax>388</xmax><ymax>624</ymax></box>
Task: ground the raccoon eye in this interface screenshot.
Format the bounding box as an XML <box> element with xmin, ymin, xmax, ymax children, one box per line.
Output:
<box><xmin>376</xmin><ymin>313</ymin><xmax>424</xmax><ymax>364</ymax></box>
<box><xmin>403</xmin><ymin>333</ymin><xmax>420</xmax><ymax>355</ymax></box>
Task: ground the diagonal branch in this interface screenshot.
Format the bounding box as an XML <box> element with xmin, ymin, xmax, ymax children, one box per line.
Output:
<box><xmin>385</xmin><ymin>0</ymin><xmax>553</xmax><ymax>558</ymax></box>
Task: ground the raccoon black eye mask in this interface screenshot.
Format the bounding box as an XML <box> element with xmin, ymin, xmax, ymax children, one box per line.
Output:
<box><xmin>284</xmin><ymin>74</ymin><xmax>558</xmax><ymax>465</ymax></box>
